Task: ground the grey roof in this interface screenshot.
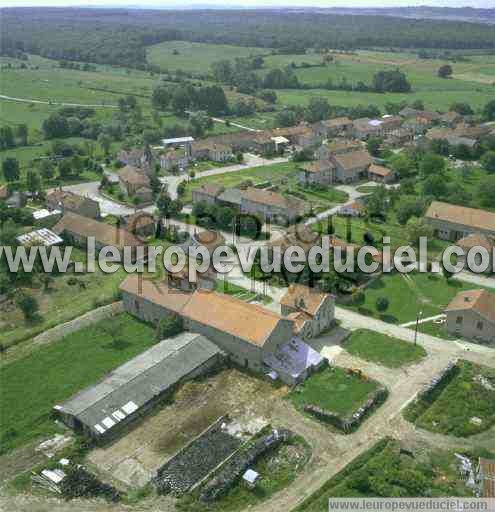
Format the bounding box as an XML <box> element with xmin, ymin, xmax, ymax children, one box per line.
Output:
<box><xmin>217</xmin><ymin>187</ymin><xmax>243</xmax><ymax>207</ymax></box>
<box><xmin>55</xmin><ymin>332</ymin><xmax>222</xmax><ymax>436</ymax></box>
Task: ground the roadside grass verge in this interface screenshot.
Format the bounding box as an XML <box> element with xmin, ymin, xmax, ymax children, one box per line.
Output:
<box><xmin>344</xmin><ymin>329</ymin><xmax>426</xmax><ymax>368</ymax></box>
<box><xmin>0</xmin><ymin>313</ymin><xmax>156</xmax><ymax>454</ymax></box>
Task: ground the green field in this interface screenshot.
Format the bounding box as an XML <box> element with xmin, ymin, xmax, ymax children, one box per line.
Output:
<box><xmin>147</xmin><ymin>41</ymin><xmax>267</xmax><ymax>73</ymax></box>
<box><xmin>290</xmin><ymin>366</ymin><xmax>379</xmax><ymax>417</ymax></box>
<box><xmin>344</xmin><ymin>329</ymin><xmax>426</xmax><ymax>368</ymax></box>
<box><xmin>345</xmin><ymin>272</ymin><xmax>486</xmax><ymax>325</ymax></box>
<box><xmin>0</xmin><ymin>313</ymin><xmax>157</xmax><ymax>454</ymax></box>
<box><xmin>0</xmin><ymin>256</ymin><xmax>126</xmax><ymax>350</ymax></box>
<box><xmin>404</xmin><ymin>361</ymin><xmax>495</xmax><ymax>437</ymax></box>
<box><xmin>273</xmin><ymin>50</ymin><xmax>495</xmax><ymax>111</ymax></box>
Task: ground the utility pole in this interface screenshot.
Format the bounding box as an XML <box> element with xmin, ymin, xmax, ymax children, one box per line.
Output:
<box><xmin>414</xmin><ymin>307</ymin><xmax>423</xmax><ymax>346</ymax></box>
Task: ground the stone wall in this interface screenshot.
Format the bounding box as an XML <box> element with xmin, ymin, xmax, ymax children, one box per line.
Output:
<box><xmin>33</xmin><ymin>302</ymin><xmax>124</xmax><ymax>346</ymax></box>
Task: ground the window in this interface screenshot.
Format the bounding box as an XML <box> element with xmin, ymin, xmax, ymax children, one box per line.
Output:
<box><xmin>456</xmin><ymin>316</ymin><xmax>463</xmax><ymax>325</ymax></box>
<box><xmin>477</xmin><ymin>321</ymin><xmax>484</xmax><ymax>331</ymax></box>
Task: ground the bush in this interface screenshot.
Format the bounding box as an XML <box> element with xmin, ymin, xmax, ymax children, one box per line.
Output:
<box><xmin>156</xmin><ymin>314</ymin><xmax>184</xmax><ymax>340</ymax></box>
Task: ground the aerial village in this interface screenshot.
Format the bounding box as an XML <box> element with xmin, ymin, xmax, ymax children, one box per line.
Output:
<box><xmin>2</xmin><ymin>102</ymin><xmax>494</xmax><ymax>508</ymax></box>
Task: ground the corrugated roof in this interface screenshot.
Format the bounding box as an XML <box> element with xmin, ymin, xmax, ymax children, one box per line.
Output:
<box><xmin>425</xmin><ymin>201</ymin><xmax>495</xmax><ymax>234</ymax></box>
<box><xmin>56</xmin><ymin>332</ymin><xmax>222</xmax><ymax>436</ymax></box>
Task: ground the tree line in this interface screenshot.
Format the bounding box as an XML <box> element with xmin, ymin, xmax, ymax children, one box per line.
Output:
<box><xmin>3</xmin><ymin>8</ymin><xmax>495</xmax><ymax>69</ymax></box>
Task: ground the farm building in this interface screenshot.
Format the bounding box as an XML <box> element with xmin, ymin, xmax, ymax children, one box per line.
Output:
<box><xmin>52</xmin><ymin>212</ymin><xmax>147</xmax><ymax>262</ymax></box>
<box><xmin>46</xmin><ymin>189</ymin><xmax>101</xmax><ymax>220</ymax></box>
<box><xmin>425</xmin><ymin>201</ymin><xmax>495</xmax><ymax>241</ymax></box>
<box><xmin>280</xmin><ymin>284</ymin><xmax>335</xmax><ymax>339</ymax></box>
<box><xmin>120</xmin><ymin>275</ymin><xmax>328</xmax><ymax>382</ymax></box>
<box><xmin>54</xmin><ymin>333</ymin><xmax>224</xmax><ymax>441</ymax></box>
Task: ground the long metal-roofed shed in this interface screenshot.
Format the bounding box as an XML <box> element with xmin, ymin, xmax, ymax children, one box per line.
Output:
<box><xmin>54</xmin><ymin>333</ymin><xmax>224</xmax><ymax>441</ymax></box>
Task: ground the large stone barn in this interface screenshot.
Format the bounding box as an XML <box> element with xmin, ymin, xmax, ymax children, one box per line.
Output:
<box><xmin>119</xmin><ymin>275</ymin><xmax>327</xmax><ymax>382</ymax></box>
<box><xmin>120</xmin><ymin>275</ymin><xmax>294</xmax><ymax>372</ymax></box>
<box><xmin>54</xmin><ymin>333</ymin><xmax>224</xmax><ymax>441</ymax></box>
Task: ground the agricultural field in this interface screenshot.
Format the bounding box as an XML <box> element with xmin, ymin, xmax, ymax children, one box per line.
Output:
<box><xmin>290</xmin><ymin>366</ymin><xmax>379</xmax><ymax>417</ymax></box>
<box><xmin>343</xmin><ymin>329</ymin><xmax>427</xmax><ymax>368</ymax></box>
<box><xmin>0</xmin><ymin>313</ymin><xmax>157</xmax><ymax>454</ymax></box>
<box><xmin>404</xmin><ymin>360</ymin><xmax>495</xmax><ymax>437</ymax></box>
<box><xmin>274</xmin><ymin>50</ymin><xmax>495</xmax><ymax>111</ymax></box>
<box><xmin>146</xmin><ymin>41</ymin><xmax>268</xmax><ymax>74</ymax></box>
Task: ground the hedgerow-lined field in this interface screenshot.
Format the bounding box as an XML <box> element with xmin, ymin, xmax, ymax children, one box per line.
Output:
<box><xmin>147</xmin><ymin>41</ymin><xmax>267</xmax><ymax>73</ymax></box>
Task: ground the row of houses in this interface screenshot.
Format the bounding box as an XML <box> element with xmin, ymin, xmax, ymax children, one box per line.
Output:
<box><xmin>192</xmin><ymin>183</ymin><xmax>309</xmax><ymax>224</ymax></box>
<box><xmin>298</xmin><ymin>151</ymin><xmax>395</xmax><ymax>186</ymax></box>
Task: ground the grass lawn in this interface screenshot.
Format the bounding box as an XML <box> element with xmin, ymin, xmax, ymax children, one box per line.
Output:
<box><xmin>404</xmin><ymin>360</ymin><xmax>495</xmax><ymax>437</ymax></box>
<box><xmin>183</xmin><ymin>161</ymin><xmax>348</xmax><ymax>209</ymax></box>
<box><xmin>0</xmin><ymin>257</ymin><xmax>126</xmax><ymax>350</ymax></box>
<box><xmin>345</xmin><ymin>272</ymin><xmax>483</xmax><ymax>325</ymax></box>
<box><xmin>417</xmin><ymin>319</ymin><xmax>459</xmax><ymax>340</ymax></box>
<box><xmin>178</xmin><ymin>435</ymin><xmax>311</xmax><ymax>512</ymax></box>
<box><xmin>0</xmin><ymin>313</ymin><xmax>157</xmax><ymax>454</ymax></box>
<box><xmin>291</xmin><ymin>366</ymin><xmax>378</xmax><ymax>417</ymax></box>
<box><xmin>344</xmin><ymin>329</ymin><xmax>426</xmax><ymax>368</ymax></box>
<box><xmin>146</xmin><ymin>41</ymin><xmax>267</xmax><ymax>74</ymax></box>
<box><xmin>294</xmin><ymin>438</ymin><xmax>477</xmax><ymax>511</ymax></box>
<box><xmin>312</xmin><ymin>214</ymin><xmax>450</xmax><ymax>258</ymax></box>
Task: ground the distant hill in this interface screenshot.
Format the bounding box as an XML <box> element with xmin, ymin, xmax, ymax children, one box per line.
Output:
<box><xmin>2</xmin><ymin>7</ymin><xmax>495</xmax><ymax>69</ymax></box>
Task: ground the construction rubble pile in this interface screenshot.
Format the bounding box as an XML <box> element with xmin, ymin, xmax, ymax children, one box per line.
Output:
<box><xmin>200</xmin><ymin>428</ymin><xmax>293</xmax><ymax>503</ymax></box>
<box><xmin>305</xmin><ymin>387</ymin><xmax>389</xmax><ymax>433</ymax></box>
<box><xmin>154</xmin><ymin>418</ymin><xmax>242</xmax><ymax>496</ymax></box>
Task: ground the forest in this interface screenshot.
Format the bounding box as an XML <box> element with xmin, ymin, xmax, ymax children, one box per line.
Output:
<box><xmin>2</xmin><ymin>8</ymin><xmax>495</xmax><ymax>69</ymax></box>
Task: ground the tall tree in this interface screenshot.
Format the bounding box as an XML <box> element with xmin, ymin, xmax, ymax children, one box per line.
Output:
<box><xmin>2</xmin><ymin>157</ymin><xmax>20</xmax><ymax>182</ymax></box>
